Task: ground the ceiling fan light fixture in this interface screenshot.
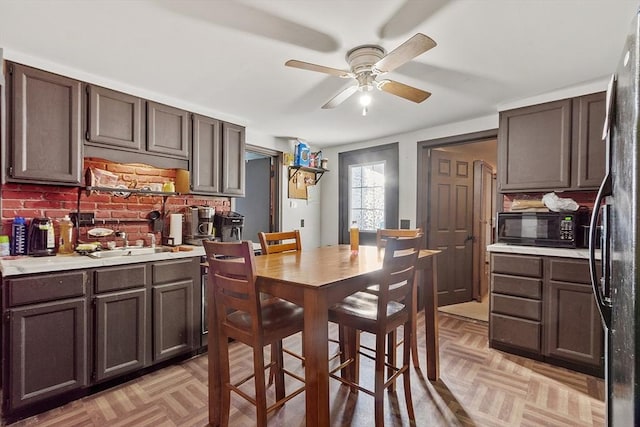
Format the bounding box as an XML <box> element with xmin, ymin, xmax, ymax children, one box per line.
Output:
<box><xmin>359</xmin><ymin>92</ymin><xmax>372</xmax><ymax>107</ymax></box>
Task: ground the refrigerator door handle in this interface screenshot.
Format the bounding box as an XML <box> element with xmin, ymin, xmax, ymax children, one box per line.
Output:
<box><xmin>589</xmin><ymin>172</ymin><xmax>612</xmax><ymax>329</ymax></box>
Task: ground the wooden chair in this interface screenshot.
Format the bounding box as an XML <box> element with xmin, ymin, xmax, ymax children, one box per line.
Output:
<box><xmin>258</xmin><ymin>230</ymin><xmax>302</xmax><ymax>255</ymax></box>
<box><xmin>328</xmin><ymin>235</ymin><xmax>422</xmax><ymax>427</ymax></box>
<box><xmin>258</xmin><ymin>229</ymin><xmax>305</xmax><ymax>373</ymax></box>
<box><xmin>204</xmin><ymin>240</ymin><xmax>305</xmax><ymax>427</ymax></box>
<box><xmin>376</xmin><ymin>228</ymin><xmax>423</xmax><ymax>370</ymax></box>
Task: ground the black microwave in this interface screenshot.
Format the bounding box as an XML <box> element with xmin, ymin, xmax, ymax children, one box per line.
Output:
<box><xmin>496</xmin><ymin>211</ymin><xmax>589</xmax><ymax>248</ymax></box>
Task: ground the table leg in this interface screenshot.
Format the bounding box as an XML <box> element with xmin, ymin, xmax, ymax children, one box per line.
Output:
<box><xmin>423</xmin><ymin>257</ymin><xmax>440</xmax><ymax>381</ymax></box>
<box><xmin>303</xmin><ymin>289</ymin><xmax>330</xmax><ymax>427</ymax></box>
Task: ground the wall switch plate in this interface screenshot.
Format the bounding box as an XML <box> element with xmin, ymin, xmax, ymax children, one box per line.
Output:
<box><xmin>300</xmin><ymin>219</ymin><xmax>305</xmax><ymax>227</ymax></box>
<box><xmin>400</xmin><ymin>219</ymin><xmax>410</xmax><ymax>229</ymax></box>
<box><xmin>70</xmin><ymin>212</ymin><xmax>95</xmax><ymax>227</ymax></box>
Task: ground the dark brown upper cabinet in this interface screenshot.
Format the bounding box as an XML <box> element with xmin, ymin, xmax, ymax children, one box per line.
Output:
<box><xmin>498</xmin><ymin>98</ymin><xmax>572</xmax><ymax>192</ymax></box>
<box><xmin>222</xmin><ymin>121</ymin><xmax>245</xmax><ymax>196</ymax></box>
<box><xmin>87</xmin><ymin>85</ymin><xmax>143</xmax><ymax>150</ymax></box>
<box><xmin>191</xmin><ymin>114</ymin><xmax>221</xmax><ymax>194</ymax></box>
<box><xmin>7</xmin><ymin>62</ymin><xmax>82</xmax><ymax>185</ymax></box>
<box><xmin>146</xmin><ymin>101</ymin><xmax>189</xmax><ymax>159</ymax></box>
<box><xmin>571</xmin><ymin>92</ymin><xmax>606</xmax><ymax>189</ymax></box>
<box><xmin>498</xmin><ymin>92</ymin><xmax>606</xmax><ymax>193</ymax></box>
<box><xmin>190</xmin><ymin>115</ymin><xmax>245</xmax><ymax>196</ymax></box>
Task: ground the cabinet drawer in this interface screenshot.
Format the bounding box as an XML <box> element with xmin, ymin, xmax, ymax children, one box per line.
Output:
<box><xmin>94</xmin><ymin>264</ymin><xmax>148</xmax><ymax>293</ymax></box>
<box><xmin>490</xmin><ymin>313</ymin><xmax>541</xmax><ymax>353</ymax></box>
<box><xmin>548</xmin><ymin>258</ymin><xmax>593</xmax><ymax>284</ymax></box>
<box><xmin>491</xmin><ymin>294</ymin><xmax>541</xmax><ymax>321</ymax></box>
<box><xmin>492</xmin><ymin>254</ymin><xmax>542</xmax><ymax>277</ymax></box>
<box><xmin>6</xmin><ymin>271</ymin><xmax>87</xmax><ymax>307</ymax></box>
<box><xmin>152</xmin><ymin>258</ymin><xmax>197</xmax><ymax>284</ymax></box>
<box><xmin>492</xmin><ymin>274</ymin><xmax>542</xmax><ymax>299</ymax></box>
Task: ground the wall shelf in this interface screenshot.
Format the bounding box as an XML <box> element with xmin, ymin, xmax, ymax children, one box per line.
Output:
<box><xmin>288</xmin><ymin>166</ymin><xmax>329</xmax><ymax>184</ymax></box>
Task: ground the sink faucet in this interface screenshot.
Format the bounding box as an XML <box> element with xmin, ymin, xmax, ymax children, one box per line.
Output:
<box><xmin>115</xmin><ymin>231</ymin><xmax>128</xmax><ymax>247</ymax></box>
<box><xmin>147</xmin><ymin>233</ymin><xmax>156</xmax><ymax>248</ymax></box>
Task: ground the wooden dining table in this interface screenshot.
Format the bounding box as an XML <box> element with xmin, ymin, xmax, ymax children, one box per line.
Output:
<box><xmin>207</xmin><ymin>244</ymin><xmax>440</xmax><ymax>427</ymax></box>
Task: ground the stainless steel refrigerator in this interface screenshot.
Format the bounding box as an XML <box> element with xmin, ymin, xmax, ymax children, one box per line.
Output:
<box><xmin>590</xmin><ymin>7</ymin><xmax>640</xmax><ymax>427</ymax></box>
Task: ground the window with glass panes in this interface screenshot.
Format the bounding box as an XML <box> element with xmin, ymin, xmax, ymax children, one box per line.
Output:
<box><xmin>349</xmin><ymin>162</ymin><xmax>385</xmax><ymax>231</ymax></box>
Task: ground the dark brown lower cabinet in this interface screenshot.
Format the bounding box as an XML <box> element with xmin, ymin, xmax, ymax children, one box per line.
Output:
<box><xmin>94</xmin><ymin>289</ymin><xmax>147</xmax><ymax>382</ymax></box>
<box><xmin>152</xmin><ymin>280</ymin><xmax>194</xmax><ymax>362</ymax></box>
<box><xmin>7</xmin><ymin>298</ymin><xmax>87</xmax><ymax>411</ymax></box>
<box><xmin>490</xmin><ymin>253</ymin><xmax>604</xmax><ymax>376</ymax></box>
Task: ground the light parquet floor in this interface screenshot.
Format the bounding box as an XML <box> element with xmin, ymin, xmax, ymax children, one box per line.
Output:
<box><xmin>6</xmin><ymin>314</ymin><xmax>605</xmax><ymax>426</ymax></box>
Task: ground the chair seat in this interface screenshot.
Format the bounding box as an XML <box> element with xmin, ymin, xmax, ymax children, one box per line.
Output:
<box><xmin>229</xmin><ymin>298</ymin><xmax>304</xmax><ymax>339</ymax></box>
<box><xmin>329</xmin><ymin>291</ymin><xmax>407</xmax><ymax>331</ymax></box>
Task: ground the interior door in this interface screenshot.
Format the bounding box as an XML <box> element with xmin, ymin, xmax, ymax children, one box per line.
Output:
<box><xmin>428</xmin><ymin>149</ymin><xmax>474</xmax><ymax>306</ymax></box>
<box><xmin>472</xmin><ymin>160</ymin><xmax>495</xmax><ymax>301</ymax></box>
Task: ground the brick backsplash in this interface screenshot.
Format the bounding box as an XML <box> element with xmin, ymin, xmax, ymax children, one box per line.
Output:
<box><xmin>502</xmin><ymin>191</ymin><xmax>597</xmax><ymax>212</ymax></box>
<box><xmin>1</xmin><ymin>158</ymin><xmax>230</xmax><ymax>247</ymax></box>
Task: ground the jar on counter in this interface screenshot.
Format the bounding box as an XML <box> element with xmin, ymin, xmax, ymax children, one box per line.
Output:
<box><xmin>0</xmin><ymin>235</ymin><xmax>10</xmax><ymax>256</ymax></box>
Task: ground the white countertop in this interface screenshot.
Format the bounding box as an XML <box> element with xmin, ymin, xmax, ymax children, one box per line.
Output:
<box><xmin>0</xmin><ymin>246</ymin><xmax>206</xmax><ymax>277</ymax></box>
<box><xmin>487</xmin><ymin>243</ymin><xmax>601</xmax><ymax>260</ymax></box>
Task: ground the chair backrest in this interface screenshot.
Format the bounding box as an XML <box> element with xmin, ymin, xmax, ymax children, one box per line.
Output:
<box><xmin>376</xmin><ymin>228</ymin><xmax>422</xmax><ymax>249</ymax></box>
<box><xmin>376</xmin><ymin>235</ymin><xmax>422</xmax><ymax>323</ymax></box>
<box><xmin>203</xmin><ymin>240</ymin><xmax>261</xmax><ymax>343</ymax></box>
<box><xmin>258</xmin><ymin>230</ymin><xmax>302</xmax><ymax>254</ymax></box>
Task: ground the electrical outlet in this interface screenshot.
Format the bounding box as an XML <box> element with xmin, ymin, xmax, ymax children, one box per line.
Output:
<box><xmin>300</xmin><ymin>219</ymin><xmax>305</xmax><ymax>227</ymax></box>
<box><xmin>400</xmin><ymin>219</ymin><xmax>410</xmax><ymax>229</ymax></box>
<box><xmin>70</xmin><ymin>212</ymin><xmax>95</xmax><ymax>227</ymax></box>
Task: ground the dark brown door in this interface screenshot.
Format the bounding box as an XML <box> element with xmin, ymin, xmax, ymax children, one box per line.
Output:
<box><xmin>9</xmin><ymin>62</ymin><xmax>82</xmax><ymax>184</ymax></box>
<box><xmin>472</xmin><ymin>160</ymin><xmax>494</xmax><ymax>301</ymax></box>
<box><xmin>7</xmin><ymin>298</ymin><xmax>87</xmax><ymax>411</ymax></box>
<box><xmin>428</xmin><ymin>149</ymin><xmax>473</xmax><ymax>306</ymax></box>
<box><xmin>152</xmin><ymin>280</ymin><xmax>194</xmax><ymax>362</ymax></box>
<box><xmin>94</xmin><ymin>289</ymin><xmax>147</xmax><ymax>382</ymax></box>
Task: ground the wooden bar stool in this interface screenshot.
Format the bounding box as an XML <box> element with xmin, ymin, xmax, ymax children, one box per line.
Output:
<box><xmin>328</xmin><ymin>235</ymin><xmax>422</xmax><ymax>427</ymax></box>
<box><xmin>204</xmin><ymin>240</ymin><xmax>305</xmax><ymax>427</ymax></box>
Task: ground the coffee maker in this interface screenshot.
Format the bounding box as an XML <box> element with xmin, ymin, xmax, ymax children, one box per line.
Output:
<box><xmin>214</xmin><ymin>211</ymin><xmax>244</xmax><ymax>242</ymax></box>
<box><xmin>184</xmin><ymin>206</ymin><xmax>216</xmax><ymax>245</ymax></box>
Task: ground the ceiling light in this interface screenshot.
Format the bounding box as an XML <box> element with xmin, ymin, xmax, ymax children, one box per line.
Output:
<box><xmin>359</xmin><ymin>92</ymin><xmax>371</xmax><ymax>107</ymax></box>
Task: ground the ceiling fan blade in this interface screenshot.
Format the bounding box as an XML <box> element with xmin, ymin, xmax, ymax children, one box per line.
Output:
<box><xmin>322</xmin><ymin>85</ymin><xmax>359</xmax><ymax>109</ymax></box>
<box><xmin>378</xmin><ymin>0</ymin><xmax>449</xmax><ymax>39</ymax></box>
<box><xmin>285</xmin><ymin>60</ymin><xmax>352</xmax><ymax>78</ymax></box>
<box><xmin>374</xmin><ymin>33</ymin><xmax>437</xmax><ymax>74</ymax></box>
<box><xmin>377</xmin><ymin>80</ymin><xmax>431</xmax><ymax>103</ymax></box>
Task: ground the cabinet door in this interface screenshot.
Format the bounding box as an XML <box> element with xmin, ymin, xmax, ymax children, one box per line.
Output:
<box><xmin>498</xmin><ymin>99</ymin><xmax>572</xmax><ymax>191</ymax></box>
<box><xmin>192</xmin><ymin>113</ymin><xmax>221</xmax><ymax>194</ymax></box>
<box><xmin>9</xmin><ymin>63</ymin><xmax>82</xmax><ymax>184</ymax></box>
<box><xmin>221</xmin><ymin>122</ymin><xmax>245</xmax><ymax>196</ymax></box>
<box><xmin>152</xmin><ymin>280</ymin><xmax>194</xmax><ymax>362</ymax></box>
<box><xmin>94</xmin><ymin>289</ymin><xmax>147</xmax><ymax>382</ymax></box>
<box><xmin>7</xmin><ymin>298</ymin><xmax>87</xmax><ymax>411</ymax></box>
<box><xmin>572</xmin><ymin>92</ymin><xmax>606</xmax><ymax>189</ymax></box>
<box><xmin>87</xmin><ymin>85</ymin><xmax>143</xmax><ymax>150</ymax></box>
<box><xmin>146</xmin><ymin>101</ymin><xmax>189</xmax><ymax>158</ymax></box>
<box><xmin>545</xmin><ymin>280</ymin><xmax>604</xmax><ymax>368</ymax></box>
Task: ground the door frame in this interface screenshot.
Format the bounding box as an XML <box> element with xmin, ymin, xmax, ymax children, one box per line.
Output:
<box><xmin>417</xmin><ymin>129</ymin><xmax>498</xmax><ymax>244</ymax></box>
<box><xmin>339</xmin><ymin>143</ymin><xmax>399</xmax><ymax>245</ymax></box>
<box><xmin>472</xmin><ymin>160</ymin><xmax>495</xmax><ymax>301</ymax></box>
<box><xmin>244</xmin><ymin>144</ymin><xmax>282</xmax><ymax>232</ymax></box>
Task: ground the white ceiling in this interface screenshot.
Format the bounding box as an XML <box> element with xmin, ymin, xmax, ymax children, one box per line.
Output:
<box><xmin>0</xmin><ymin>0</ymin><xmax>637</xmax><ymax>148</ymax></box>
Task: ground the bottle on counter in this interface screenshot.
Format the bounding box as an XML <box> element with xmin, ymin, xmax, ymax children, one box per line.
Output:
<box><xmin>0</xmin><ymin>236</ymin><xmax>10</xmax><ymax>256</ymax></box>
<box><xmin>57</xmin><ymin>215</ymin><xmax>74</xmax><ymax>255</ymax></box>
<box><xmin>11</xmin><ymin>216</ymin><xmax>27</xmax><ymax>255</ymax></box>
<box><xmin>350</xmin><ymin>220</ymin><xmax>359</xmax><ymax>254</ymax></box>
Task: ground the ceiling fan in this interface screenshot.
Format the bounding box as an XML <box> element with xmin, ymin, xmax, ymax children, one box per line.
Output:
<box><xmin>285</xmin><ymin>33</ymin><xmax>436</xmax><ymax>113</ymax></box>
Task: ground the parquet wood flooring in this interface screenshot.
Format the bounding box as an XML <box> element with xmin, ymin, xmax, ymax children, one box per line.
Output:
<box><xmin>6</xmin><ymin>314</ymin><xmax>604</xmax><ymax>426</ymax></box>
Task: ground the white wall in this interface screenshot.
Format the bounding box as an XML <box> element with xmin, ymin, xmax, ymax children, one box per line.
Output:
<box><xmin>319</xmin><ymin>115</ymin><xmax>498</xmax><ymax>247</ymax></box>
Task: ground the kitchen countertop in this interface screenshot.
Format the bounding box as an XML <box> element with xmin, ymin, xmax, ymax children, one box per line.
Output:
<box><xmin>487</xmin><ymin>243</ymin><xmax>601</xmax><ymax>260</ymax></box>
<box><xmin>0</xmin><ymin>246</ymin><xmax>206</xmax><ymax>277</ymax></box>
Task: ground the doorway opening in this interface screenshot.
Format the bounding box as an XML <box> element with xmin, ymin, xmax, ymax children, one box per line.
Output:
<box><xmin>235</xmin><ymin>145</ymin><xmax>281</xmax><ymax>244</ymax></box>
<box><xmin>417</xmin><ymin>130</ymin><xmax>498</xmax><ymax>321</ymax></box>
